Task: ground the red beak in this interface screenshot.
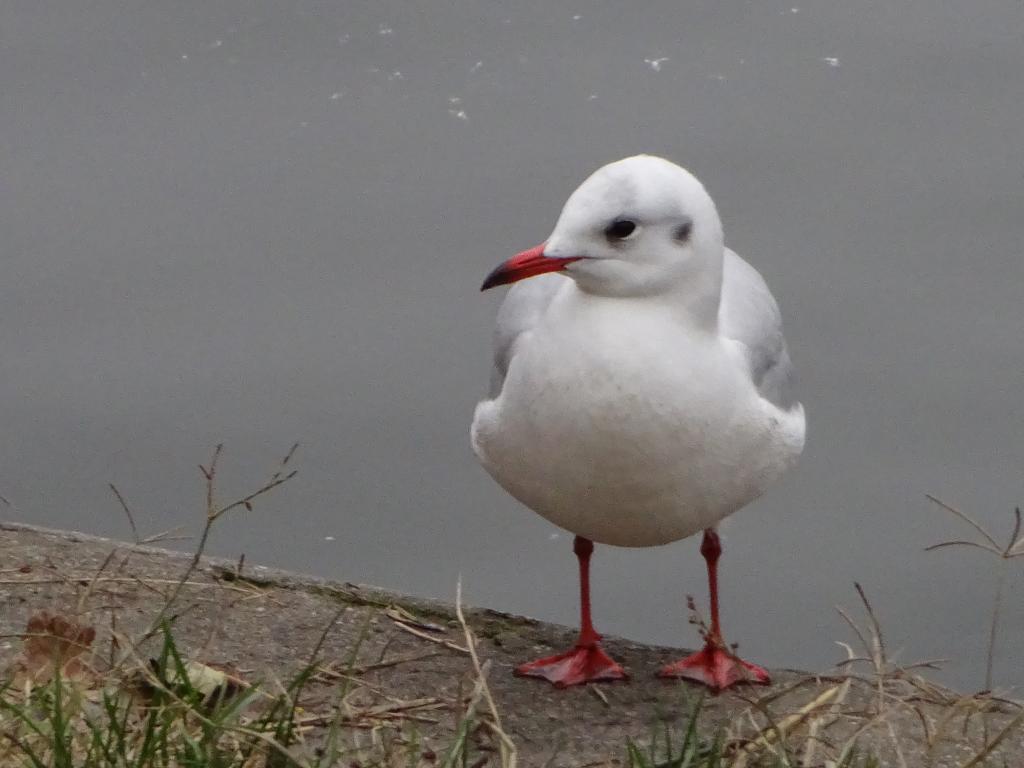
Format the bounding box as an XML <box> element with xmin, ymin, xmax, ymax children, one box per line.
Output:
<box><xmin>480</xmin><ymin>243</ymin><xmax>581</xmax><ymax>291</ymax></box>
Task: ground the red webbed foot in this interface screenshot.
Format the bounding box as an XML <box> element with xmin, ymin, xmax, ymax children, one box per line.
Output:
<box><xmin>515</xmin><ymin>643</ymin><xmax>628</xmax><ymax>688</ymax></box>
<box><xmin>658</xmin><ymin>641</ymin><xmax>770</xmax><ymax>691</ymax></box>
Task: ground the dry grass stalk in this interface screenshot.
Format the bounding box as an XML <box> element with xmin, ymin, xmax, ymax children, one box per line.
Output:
<box><xmin>925</xmin><ymin>494</ymin><xmax>1024</xmax><ymax>693</ymax></box>
<box><xmin>730</xmin><ymin>684</ymin><xmax>843</xmax><ymax>767</ymax></box>
<box><xmin>455</xmin><ymin>578</ymin><xmax>518</xmax><ymax>768</ymax></box>
<box><xmin>389</xmin><ymin>618</ymin><xmax>470</xmax><ymax>654</ymax></box>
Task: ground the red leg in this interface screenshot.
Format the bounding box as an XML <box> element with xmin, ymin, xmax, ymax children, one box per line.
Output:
<box><xmin>659</xmin><ymin>529</ymin><xmax>770</xmax><ymax>691</ymax></box>
<box><xmin>515</xmin><ymin>536</ymin><xmax>628</xmax><ymax>687</ymax></box>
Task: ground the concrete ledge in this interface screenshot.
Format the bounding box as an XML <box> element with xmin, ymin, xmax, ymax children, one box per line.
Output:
<box><xmin>2</xmin><ymin>521</ymin><xmax>1020</xmax><ymax>766</ymax></box>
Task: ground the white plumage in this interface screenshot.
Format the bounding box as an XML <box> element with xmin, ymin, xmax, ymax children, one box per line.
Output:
<box><xmin>472</xmin><ymin>156</ymin><xmax>804</xmax><ymax>547</ymax></box>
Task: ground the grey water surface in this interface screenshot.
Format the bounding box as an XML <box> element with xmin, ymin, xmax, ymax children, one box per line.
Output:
<box><xmin>2</xmin><ymin>0</ymin><xmax>1023</xmax><ymax>690</ymax></box>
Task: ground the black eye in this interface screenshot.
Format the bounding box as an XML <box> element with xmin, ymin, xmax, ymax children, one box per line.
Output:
<box><xmin>605</xmin><ymin>219</ymin><xmax>637</xmax><ymax>241</ymax></box>
<box><xmin>674</xmin><ymin>220</ymin><xmax>693</xmax><ymax>242</ymax></box>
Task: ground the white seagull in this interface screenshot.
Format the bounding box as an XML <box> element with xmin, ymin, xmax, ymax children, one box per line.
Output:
<box><xmin>471</xmin><ymin>155</ymin><xmax>806</xmax><ymax>690</ymax></box>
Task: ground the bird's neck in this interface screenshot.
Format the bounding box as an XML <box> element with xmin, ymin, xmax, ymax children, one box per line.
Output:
<box><xmin>568</xmin><ymin>251</ymin><xmax>724</xmax><ymax>332</ymax></box>
<box><xmin>564</xmin><ymin>267</ymin><xmax>722</xmax><ymax>338</ymax></box>
<box><xmin>667</xmin><ymin>262</ymin><xmax>722</xmax><ymax>332</ymax></box>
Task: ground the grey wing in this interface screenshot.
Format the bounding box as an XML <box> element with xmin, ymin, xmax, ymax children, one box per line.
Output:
<box><xmin>488</xmin><ymin>273</ymin><xmax>567</xmax><ymax>397</ymax></box>
<box><xmin>719</xmin><ymin>248</ymin><xmax>799</xmax><ymax>411</ymax></box>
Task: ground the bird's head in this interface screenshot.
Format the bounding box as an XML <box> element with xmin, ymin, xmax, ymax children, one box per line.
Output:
<box><xmin>481</xmin><ymin>155</ymin><xmax>725</xmax><ymax>304</ymax></box>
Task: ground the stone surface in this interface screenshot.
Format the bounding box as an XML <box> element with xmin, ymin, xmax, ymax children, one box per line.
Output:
<box><xmin>2</xmin><ymin>521</ymin><xmax>1021</xmax><ymax>766</ymax></box>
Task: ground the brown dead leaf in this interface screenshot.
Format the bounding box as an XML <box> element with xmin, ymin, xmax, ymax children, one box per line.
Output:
<box><xmin>12</xmin><ymin>610</ymin><xmax>96</xmax><ymax>685</ymax></box>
